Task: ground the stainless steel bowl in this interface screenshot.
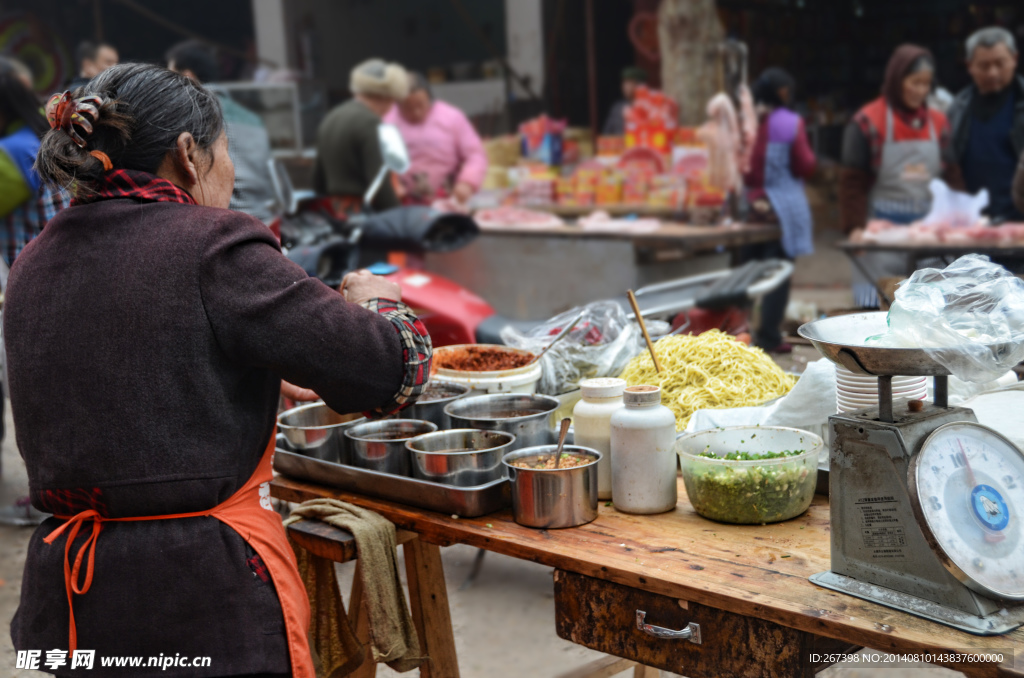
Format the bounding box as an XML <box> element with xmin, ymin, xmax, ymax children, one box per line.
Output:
<box><xmin>502</xmin><ymin>446</ymin><xmax>601</xmax><ymax>529</ymax></box>
<box><xmin>406</xmin><ymin>429</ymin><xmax>516</xmax><ymax>487</ymax></box>
<box><xmin>277</xmin><ymin>402</ymin><xmax>365</xmax><ymax>464</ymax></box>
<box><xmin>405</xmin><ymin>381</ymin><xmax>471</xmax><ymax>429</ymax></box>
<box><xmin>345</xmin><ymin>419</ymin><xmax>437</xmax><ymax>476</ymax></box>
<box><xmin>444</xmin><ymin>393</ymin><xmax>560</xmax><ymax>450</ymax></box>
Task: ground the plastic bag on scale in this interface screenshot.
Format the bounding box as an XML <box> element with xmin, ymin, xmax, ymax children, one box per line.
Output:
<box><xmin>868</xmin><ymin>254</ymin><xmax>1024</xmax><ymax>382</ymax></box>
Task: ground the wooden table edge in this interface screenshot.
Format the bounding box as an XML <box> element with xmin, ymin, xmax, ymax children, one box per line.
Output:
<box><xmin>271</xmin><ymin>476</ymin><xmax>1021</xmax><ymax>676</ymax></box>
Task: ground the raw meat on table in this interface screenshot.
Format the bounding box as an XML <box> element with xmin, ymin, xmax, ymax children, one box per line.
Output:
<box><xmin>474</xmin><ymin>206</ymin><xmax>565</xmax><ymax>229</ymax></box>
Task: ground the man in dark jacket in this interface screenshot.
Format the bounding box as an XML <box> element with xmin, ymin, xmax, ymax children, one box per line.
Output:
<box><xmin>314</xmin><ymin>59</ymin><xmax>409</xmax><ymax>213</ymax></box>
<box><xmin>947</xmin><ymin>27</ymin><xmax>1024</xmax><ymax>222</ymax></box>
<box><xmin>602</xmin><ymin>67</ymin><xmax>647</xmax><ymax>137</ymax></box>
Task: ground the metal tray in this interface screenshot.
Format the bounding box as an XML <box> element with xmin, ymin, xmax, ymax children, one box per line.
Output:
<box><xmin>273</xmin><ymin>448</ymin><xmax>510</xmax><ymax>518</ymax></box>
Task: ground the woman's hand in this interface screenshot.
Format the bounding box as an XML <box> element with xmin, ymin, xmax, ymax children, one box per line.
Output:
<box><xmin>339</xmin><ymin>270</ymin><xmax>402</xmax><ymax>305</ymax></box>
<box><xmin>849</xmin><ymin>228</ymin><xmax>866</xmax><ymax>243</ymax></box>
<box><xmin>281</xmin><ymin>380</ymin><xmax>320</xmax><ymax>402</ymax></box>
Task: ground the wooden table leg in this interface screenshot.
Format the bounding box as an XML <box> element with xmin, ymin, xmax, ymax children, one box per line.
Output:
<box><xmin>404</xmin><ymin>538</ymin><xmax>460</xmax><ymax>678</ymax></box>
<box><xmin>348</xmin><ymin>562</ymin><xmax>376</xmax><ymax>678</ymax></box>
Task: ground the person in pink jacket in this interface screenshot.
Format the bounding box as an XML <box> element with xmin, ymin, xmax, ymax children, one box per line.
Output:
<box><xmin>384</xmin><ymin>72</ymin><xmax>487</xmax><ymax>205</ymax></box>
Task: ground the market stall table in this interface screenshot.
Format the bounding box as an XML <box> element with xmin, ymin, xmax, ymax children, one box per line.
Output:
<box><xmin>424</xmin><ymin>222</ymin><xmax>781</xmax><ymax>320</ymax></box>
<box><xmin>837</xmin><ymin>240</ymin><xmax>1024</xmax><ymax>307</ymax></box>
<box><xmin>271</xmin><ymin>475</ymin><xmax>1024</xmax><ymax>678</ymax></box>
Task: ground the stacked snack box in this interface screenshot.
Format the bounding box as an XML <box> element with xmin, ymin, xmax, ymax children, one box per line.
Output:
<box><xmin>519</xmin><ymin>115</ymin><xmax>567</xmax><ymax>166</ymax></box>
<box><xmin>624</xmin><ymin>86</ymin><xmax>679</xmax><ymax>154</ymax></box>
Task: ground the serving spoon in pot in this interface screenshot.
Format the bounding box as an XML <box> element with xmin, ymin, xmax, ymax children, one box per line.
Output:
<box><xmin>552</xmin><ymin>417</ymin><xmax>571</xmax><ymax>469</ymax></box>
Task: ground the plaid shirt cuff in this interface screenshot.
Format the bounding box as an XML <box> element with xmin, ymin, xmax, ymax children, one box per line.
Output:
<box><xmin>359</xmin><ymin>298</ymin><xmax>432</xmax><ymax>418</ymax></box>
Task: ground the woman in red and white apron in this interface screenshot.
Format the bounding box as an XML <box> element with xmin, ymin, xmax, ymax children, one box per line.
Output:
<box><xmin>839</xmin><ymin>44</ymin><xmax>965</xmax><ymax>308</ymax></box>
<box><xmin>7</xmin><ymin>63</ymin><xmax>430</xmax><ymax>677</ymax></box>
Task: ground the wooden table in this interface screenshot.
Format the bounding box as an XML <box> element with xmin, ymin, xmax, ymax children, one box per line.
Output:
<box><xmin>271</xmin><ymin>476</ymin><xmax>1024</xmax><ymax>678</ymax></box>
<box><xmin>837</xmin><ymin>240</ymin><xmax>1024</xmax><ymax>306</ymax></box>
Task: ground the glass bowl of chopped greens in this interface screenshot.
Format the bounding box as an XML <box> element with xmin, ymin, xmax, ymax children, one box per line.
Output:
<box><xmin>675</xmin><ymin>426</ymin><xmax>822</xmax><ymax>524</ymax></box>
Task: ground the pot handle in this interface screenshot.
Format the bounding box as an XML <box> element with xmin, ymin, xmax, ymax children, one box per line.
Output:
<box><xmin>506</xmin><ymin>465</ymin><xmax>517</xmax><ymax>482</ymax></box>
<box><xmin>636</xmin><ymin>610</ymin><xmax>701</xmax><ymax>644</ymax></box>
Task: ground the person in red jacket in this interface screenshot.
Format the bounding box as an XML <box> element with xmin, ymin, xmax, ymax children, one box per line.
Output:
<box><xmin>742</xmin><ymin>67</ymin><xmax>816</xmax><ymax>354</ymax></box>
<box><xmin>838</xmin><ymin>44</ymin><xmax>964</xmax><ymax>308</ymax></box>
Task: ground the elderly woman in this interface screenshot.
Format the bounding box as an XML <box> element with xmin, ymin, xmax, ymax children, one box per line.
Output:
<box><xmin>8</xmin><ymin>63</ymin><xmax>430</xmax><ymax>677</ymax></box>
<box><xmin>839</xmin><ymin>44</ymin><xmax>964</xmax><ymax>308</ymax></box>
<box><xmin>384</xmin><ymin>72</ymin><xmax>487</xmax><ymax>205</ymax></box>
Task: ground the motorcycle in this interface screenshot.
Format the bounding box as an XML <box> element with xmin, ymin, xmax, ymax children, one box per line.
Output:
<box><xmin>269</xmin><ymin>124</ymin><xmax>793</xmax><ymax>346</ymax></box>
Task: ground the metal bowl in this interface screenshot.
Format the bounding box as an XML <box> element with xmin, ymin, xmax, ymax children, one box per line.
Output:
<box><xmin>405</xmin><ymin>381</ymin><xmax>471</xmax><ymax>429</ymax></box>
<box><xmin>345</xmin><ymin>419</ymin><xmax>437</xmax><ymax>476</ymax></box>
<box><xmin>444</xmin><ymin>393</ymin><xmax>560</xmax><ymax>450</ymax></box>
<box><xmin>502</xmin><ymin>446</ymin><xmax>601</xmax><ymax>528</ymax></box>
<box><xmin>406</xmin><ymin>429</ymin><xmax>516</xmax><ymax>487</ymax></box>
<box><xmin>277</xmin><ymin>402</ymin><xmax>365</xmax><ymax>464</ymax></box>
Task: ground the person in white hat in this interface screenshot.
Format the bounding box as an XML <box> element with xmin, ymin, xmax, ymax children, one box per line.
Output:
<box><xmin>314</xmin><ymin>59</ymin><xmax>410</xmax><ymax>213</ymax></box>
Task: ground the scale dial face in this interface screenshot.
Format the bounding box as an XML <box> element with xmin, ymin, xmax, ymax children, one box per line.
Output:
<box><xmin>913</xmin><ymin>422</ymin><xmax>1024</xmax><ymax>600</ymax></box>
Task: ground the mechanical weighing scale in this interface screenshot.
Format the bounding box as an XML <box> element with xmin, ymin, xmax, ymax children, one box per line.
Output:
<box><xmin>798</xmin><ymin>312</ymin><xmax>1024</xmax><ymax>635</ymax></box>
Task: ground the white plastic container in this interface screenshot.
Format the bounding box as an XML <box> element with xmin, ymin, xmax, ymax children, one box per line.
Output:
<box><xmin>432</xmin><ymin>344</ymin><xmax>542</xmax><ymax>395</ymax></box>
<box><xmin>609</xmin><ymin>385</ymin><xmax>678</xmax><ymax>514</ymax></box>
<box><xmin>573</xmin><ymin>378</ymin><xmax>626</xmax><ymax>500</ymax></box>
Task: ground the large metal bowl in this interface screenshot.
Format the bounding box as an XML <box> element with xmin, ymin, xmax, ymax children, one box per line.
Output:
<box><xmin>406</xmin><ymin>429</ymin><xmax>516</xmax><ymax>487</ymax></box>
<box><xmin>444</xmin><ymin>393</ymin><xmax>560</xmax><ymax>450</ymax></box>
<box><xmin>277</xmin><ymin>402</ymin><xmax>365</xmax><ymax>464</ymax></box>
<box><xmin>798</xmin><ymin>312</ymin><xmax>954</xmax><ymax>376</ymax></box>
<box><xmin>345</xmin><ymin>419</ymin><xmax>437</xmax><ymax>476</ymax></box>
<box><xmin>502</xmin><ymin>446</ymin><xmax>601</xmax><ymax>528</ymax></box>
<box><xmin>405</xmin><ymin>381</ymin><xmax>471</xmax><ymax>429</ymax></box>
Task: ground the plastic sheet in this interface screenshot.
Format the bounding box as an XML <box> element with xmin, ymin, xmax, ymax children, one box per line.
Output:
<box><xmin>500</xmin><ymin>301</ymin><xmax>643</xmax><ymax>395</ymax></box>
<box><xmin>869</xmin><ymin>254</ymin><xmax>1024</xmax><ymax>382</ymax></box>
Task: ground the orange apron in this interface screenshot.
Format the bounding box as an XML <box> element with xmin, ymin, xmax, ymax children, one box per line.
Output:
<box><xmin>43</xmin><ymin>431</ymin><xmax>315</xmax><ymax>678</ymax></box>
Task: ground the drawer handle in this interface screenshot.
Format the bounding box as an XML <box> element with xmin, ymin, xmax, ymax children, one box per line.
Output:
<box><xmin>635</xmin><ymin>610</ymin><xmax>702</xmax><ymax>644</ymax></box>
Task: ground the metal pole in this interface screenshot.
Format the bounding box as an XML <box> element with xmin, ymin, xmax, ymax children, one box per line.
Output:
<box><xmin>878</xmin><ymin>376</ymin><xmax>893</xmax><ymax>423</ymax></box>
<box><xmin>585</xmin><ymin>0</ymin><xmax>599</xmax><ymax>137</ymax></box>
<box><xmin>934</xmin><ymin>376</ymin><xmax>949</xmax><ymax>409</ymax></box>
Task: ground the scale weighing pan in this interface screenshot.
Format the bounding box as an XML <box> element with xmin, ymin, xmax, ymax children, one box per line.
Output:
<box><xmin>798</xmin><ymin>312</ymin><xmax>952</xmax><ymax>377</ymax></box>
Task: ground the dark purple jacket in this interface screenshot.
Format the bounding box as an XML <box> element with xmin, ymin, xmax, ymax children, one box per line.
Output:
<box><xmin>6</xmin><ymin>198</ymin><xmax>405</xmax><ymax>676</ymax></box>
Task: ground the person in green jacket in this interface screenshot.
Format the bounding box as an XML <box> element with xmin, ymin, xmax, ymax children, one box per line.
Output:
<box><xmin>314</xmin><ymin>58</ymin><xmax>409</xmax><ymax>214</ymax></box>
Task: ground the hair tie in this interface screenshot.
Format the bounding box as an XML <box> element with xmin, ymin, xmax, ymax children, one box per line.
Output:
<box><xmin>89</xmin><ymin>150</ymin><xmax>113</xmax><ymax>172</ymax></box>
<box><xmin>45</xmin><ymin>91</ymin><xmax>104</xmax><ymax>148</ymax></box>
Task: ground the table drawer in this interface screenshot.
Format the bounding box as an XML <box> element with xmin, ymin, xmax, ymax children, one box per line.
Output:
<box><xmin>554</xmin><ymin>570</ymin><xmax>853</xmax><ymax>678</ymax></box>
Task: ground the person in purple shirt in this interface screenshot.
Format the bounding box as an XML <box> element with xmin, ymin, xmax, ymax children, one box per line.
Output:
<box><xmin>742</xmin><ymin>67</ymin><xmax>816</xmax><ymax>353</ymax></box>
<box><xmin>385</xmin><ymin>72</ymin><xmax>487</xmax><ymax>205</ymax></box>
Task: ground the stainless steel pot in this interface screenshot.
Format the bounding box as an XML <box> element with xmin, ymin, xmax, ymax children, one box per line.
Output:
<box><xmin>444</xmin><ymin>393</ymin><xmax>559</xmax><ymax>450</ymax></box>
<box><xmin>345</xmin><ymin>419</ymin><xmax>437</xmax><ymax>476</ymax></box>
<box><xmin>405</xmin><ymin>381</ymin><xmax>471</xmax><ymax>429</ymax></box>
<box><xmin>277</xmin><ymin>402</ymin><xmax>365</xmax><ymax>464</ymax></box>
<box><xmin>406</xmin><ymin>429</ymin><xmax>516</xmax><ymax>487</ymax></box>
<box><xmin>502</xmin><ymin>446</ymin><xmax>601</xmax><ymax>529</ymax></box>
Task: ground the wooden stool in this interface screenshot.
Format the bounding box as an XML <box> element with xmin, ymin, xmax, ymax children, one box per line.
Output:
<box><xmin>287</xmin><ymin>519</ymin><xmax>460</xmax><ymax>678</ymax></box>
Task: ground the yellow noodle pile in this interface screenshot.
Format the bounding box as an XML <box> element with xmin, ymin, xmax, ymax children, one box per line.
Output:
<box><xmin>619</xmin><ymin>330</ymin><xmax>796</xmax><ymax>431</ymax></box>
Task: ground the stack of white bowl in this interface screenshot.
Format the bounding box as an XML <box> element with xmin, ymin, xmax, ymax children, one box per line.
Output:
<box><xmin>836</xmin><ymin>366</ymin><xmax>927</xmax><ymax>414</ymax></box>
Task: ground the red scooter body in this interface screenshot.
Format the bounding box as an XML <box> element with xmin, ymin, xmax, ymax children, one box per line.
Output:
<box><xmin>383</xmin><ymin>267</ymin><xmax>496</xmax><ymax>346</ymax></box>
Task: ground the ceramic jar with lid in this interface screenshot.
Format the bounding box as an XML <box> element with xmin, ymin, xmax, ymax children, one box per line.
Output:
<box><xmin>573</xmin><ymin>377</ymin><xmax>626</xmax><ymax>500</ymax></box>
<box><xmin>609</xmin><ymin>385</ymin><xmax>677</xmax><ymax>514</ymax></box>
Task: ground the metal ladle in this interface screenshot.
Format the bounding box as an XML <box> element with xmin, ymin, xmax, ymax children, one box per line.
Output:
<box><xmin>552</xmin><ymin>417</ymin><xmax>571</xmax><ymax>469</ymax></box>
<box><xmin>528</xmin><ymin>312</ymin><xmax>585</xmax><ymax>366</ymax></box>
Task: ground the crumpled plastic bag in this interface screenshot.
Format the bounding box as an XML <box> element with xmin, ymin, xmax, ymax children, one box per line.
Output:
<box><xmin>867</xmin><ymin>254</ymin><xmax>1024</xmax><ymax>382</ymax></box>
<box><xmin>920</xmin><ymin>178</ymin><xmax>989</xmax><ymax>228</ymax></box>
<box><xmin>500</xmin><ymin>301</ymin><xmax>643</xmax><ymax>395</ymax></box>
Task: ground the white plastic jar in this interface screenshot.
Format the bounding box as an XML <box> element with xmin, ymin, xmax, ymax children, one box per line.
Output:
<box><xmin>573</xmin><ymin>378</ymin><xmax>626</xmax><ymax>500</ymax></box>
<box><xmin>610</xmin><ymin>385</ymin><xmax>677</xmax><ymax>514</ymax></box>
